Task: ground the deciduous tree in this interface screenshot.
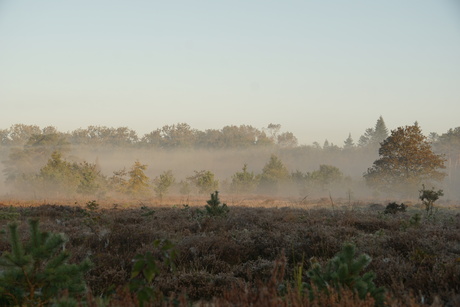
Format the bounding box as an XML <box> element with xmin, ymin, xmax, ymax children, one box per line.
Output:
<box><xmin>364</xmin><ymin>125</ymin><xmax>446</xmax><ymax>195</ymax></box>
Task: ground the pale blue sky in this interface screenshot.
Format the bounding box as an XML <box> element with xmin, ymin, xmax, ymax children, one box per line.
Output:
<box><xmin>1</xmin><ymin>1</ymin><xmax>459</xmax><ymax>145</ymax></box>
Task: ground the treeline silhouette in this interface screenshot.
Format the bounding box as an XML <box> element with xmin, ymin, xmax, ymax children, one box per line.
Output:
<box><xmin>1</xmin><ymin>118</ymin><xmax>459</xmax><ymax>199</ymax></box>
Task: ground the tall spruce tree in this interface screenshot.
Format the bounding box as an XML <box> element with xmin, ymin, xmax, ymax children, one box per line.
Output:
<box><xmin>343</xmin><ymin>133</ymin><xmax>355</xmax><ymax>149</ymax></box>
<box><xmin>372</xmin><ymin>116</ymin><xmax>389</xmax><ymax>145</ymax></box>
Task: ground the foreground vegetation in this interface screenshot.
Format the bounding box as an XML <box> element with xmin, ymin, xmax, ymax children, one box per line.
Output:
<box><xmin>0</xmin><ymin>196</ymin><xmax>459</xmax><ymax>306</ymax></box>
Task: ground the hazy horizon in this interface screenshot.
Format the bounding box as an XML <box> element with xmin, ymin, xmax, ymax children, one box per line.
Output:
<box><xmin>1</xmin><ymin>1</ymin><xmax>459</xmax><ymax>145</ymax></box>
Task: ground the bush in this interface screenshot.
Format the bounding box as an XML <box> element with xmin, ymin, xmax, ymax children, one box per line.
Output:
<box><xmin>384</xmin><ymin>202</ymin><xmax>407</xmax><ymax>214</ymax></box>
<box><xmin>419</xmin><ymin>184</ymin><xmax>443</xmax><ymax>216</ymax></box>
<box><xmin>307</xmin><ymin>243</ymin><xmax>385</xmax><ymax>306</ymax></box>
<box><xmin>205</xmin><ymin>191</ymin><xmax>229</xmax><ymax>217</ymax></box>
<box><xmin>0</xmin><ymin>219</ymin><xmax>91</xmax><ymax>306</ymax></box>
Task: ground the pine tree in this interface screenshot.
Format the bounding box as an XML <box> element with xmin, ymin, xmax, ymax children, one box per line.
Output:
<box><xmin>343</xmin><ymin>133</ymin><xmax>355</xmax><ymax>149</ymax></box>
<box><xmin>205</xmin><ymin>191</ymin><xmax>229</xmax><ymax>217</ymax></box>
<box><xmin>307</xmin><ymin>243</ymin><xmax>385</xmax><ymax>306</ymax></box>
<box><xmin>372</xmin><ymin>116</ymin><xmax>389</xmax><ymax>145</ymax></box>
<box><xmin>0</xmin><ymin>219</ymin><xmax>91</xmax><ymax>306</ymax></box>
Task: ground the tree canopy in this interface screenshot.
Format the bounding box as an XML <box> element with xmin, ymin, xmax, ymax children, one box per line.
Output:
<box><xmin>364</xmin><ymin>125</ymin><xmax>446</xmax><ymax>195</ymax></box>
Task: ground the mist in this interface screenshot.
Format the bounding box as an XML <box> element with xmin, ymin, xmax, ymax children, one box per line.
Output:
<box><xmin>0</xmin><ymin>121</ymin><xmax>459</xmax><ymax>203</ymax></box>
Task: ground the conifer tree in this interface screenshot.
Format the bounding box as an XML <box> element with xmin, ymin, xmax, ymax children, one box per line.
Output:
<box><xmin>307</xmin><ymin>243</ymin><xmax>385</xmax><ymax>306</ymax></box>
<box><xmin>0</xmin><ymin>219</ymin><xmax>91</xmax><ymax>306</ymax></box>
<box><xmin>372</xmin><ymin>116</ymin><xmax>389</xmax><ymax>145</ymax></box>
<box><xmin>343</xmin><ymin>133</ymin><xmax>355</xmax><ymax>149</ymax></box>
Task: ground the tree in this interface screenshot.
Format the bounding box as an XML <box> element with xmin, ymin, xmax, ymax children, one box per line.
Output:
<box><xmin>373</xmin><ymin>116</ymin><xmax>389</xmax><ymax>145</ymax></box>
<box><xmin>343</xmin><ymin>133</ymin><xmax>355</xmax><ymax>150</ymax></box>
<box><xmin>76</xmin><ymin>161</ymin><xmax>106</xmax><ymax>195</ymax></box>
<box><xmin>310</xmin><ymin>164</ymin><xmax>343</xmax><ymax>191</ymax></box>
<box><xmin>38</xmin><ymin>151</ymin><xmax>81</xmax><ymax>195</ymax></box>
<box><xmin>258</xmin><ymin>154</ymin><xmax>290</xmax><ymax>194</ymax></box>
<box><xmin>3</xmin><ymin>133</ymin><xmax>70</xmax><ymax>189</ymax></box>
<box><xmin>127</xmin><ymin>161</ymin><xmax>150</xmax><ymax>196</ymax></box>
<box><xmin>0</xmin><ymin>219</ymin><xmax>91</xmax><ymax>306</ymax></box>
<box><xmin>187</xmin><ymin>170</ymin><xmax>219</xmax><ymax>194</ymax></box>
<box><xmin>277</xmin><ymin>132</ymin><xmax>298</xmax><ymax>148</ymax></box>
<box><xmin>230</xmin><ymin>164</ymin><xmax>258</xmax><ymax>194</ymax></box>
<box><xmin>358</xmin><ymin>116</ymin><xmax>389</xmax><ymax>148</ymax></box>
<box><xmin>364</xmin><ymin>125</ymin><xmax>446</xmax><ymax>195</ymax></box>
<box><xmin>153</xmin><ymin>170</ymin><xmax>175</xmax><ymax>200</ymax></box>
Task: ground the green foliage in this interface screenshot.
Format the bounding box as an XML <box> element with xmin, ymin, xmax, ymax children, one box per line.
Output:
<box><xmin>153</xmin><ymin>170</ymin><xmax>175</xmax><ymax>200</ymax></box>
<box><xmin>0</xmin><ymin>206</ymin><xmax>20</xmax><ymax>221</ymax></box>
<box><xmin>230</xmin><ymin>164</ymin><xmax>258</xmax><ymax>194</ymax></box>
<box><xmin>384</xmin><ymin>202</ymin><xmax>407</xmax><ymax>214</ymax></box>
<box><xmin>307</xmin><ymin>243</ymin><xmax>385</xmax><ymax>306</ymax></box>
<box><xmin>178</xmin><ymin>180</ymin><xmax>192</xmax><ymax>195</ymax></box>
<box><xmin>310</xmin><ymin>164</ymin><xmax>343</xmax><ymax>190</ymax></box>
<box><xmin>75</xmin><ymin>161</ymin><xmax>105</xmax><ymax>195</ymax></box>
<box><xmin>419</xmin><ymin>184</ymin><xmax>444</xmax><ymax>217</ymax></box>
<box><xmin>258</xmin><ymin>154</ymin><xmax>290</xmax><ymax>194</ymax></box>
<box><xmin>187</xmin><ymin>170</ymin><xmax>219</xmax><ymax>195</ymax></box>
<box><xmin>0</xmin><ymin>219</ymin><xmax>91</xmax><ymax>306</ymax></box>
<box><xmin>85</xmin><ymin>200</ymin><xmax>99</xmax><ymax>211</ymax></box>
<box><xmin>38</xmin><ymin>151</ymin><xmax>81</xmax><ymax>195</ymax></box>
<box><xmin>205</xmin><ymin>191</ymin><xmax>229</xmax><ymax>217</ymax></box>
<box><xmin>129</xmin><ymin>239</ymin><xmax>177</xmax><ymax>307</ymax></box>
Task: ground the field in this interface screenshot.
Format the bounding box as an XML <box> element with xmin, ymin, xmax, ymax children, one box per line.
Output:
<box><xmin>0</xmin><ymin>196</ymin><xmax>459</xmax><ymax>306</ymax></box>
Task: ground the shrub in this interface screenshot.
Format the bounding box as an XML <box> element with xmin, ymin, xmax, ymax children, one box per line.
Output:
<box><xmin>384</xmin><ymin>202</ymin><xmax>407</xmax><ymax>214</ymax></box>
<box><xmin>307</xmin><ymin>243</ymin><xmax>385</xmax><ymax>306</ymax></box>
<box><xmin>419</xmin><ymin>184</ymin><xmax>443</xmax><ymax>216</ymax></box>
<box><xmin>129</xmin><ymin>239</ymin><xmax>177</xmax><ymax>307</ymax></box>
<box><xmin>0</xmin><ymin>219</ymin><xmax>91</xmax><ymax>306</ymax></box>
<box><xmin>205</xmin><ymin>191</ymin><xmax>229</xmax><ymax>217</ymax></box>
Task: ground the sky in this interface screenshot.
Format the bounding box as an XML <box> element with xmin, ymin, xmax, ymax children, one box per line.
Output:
<box><xmin>1</xmin><ymin>1</ymin><xmax>459</xmax><ymax>146</ymax></box>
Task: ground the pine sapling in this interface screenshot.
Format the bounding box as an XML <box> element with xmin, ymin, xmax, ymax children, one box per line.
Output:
<box><xmin>307</xmin><ymin>243</ymin><xmax>385</xmax><ymax>306</ymax></box>
<box><xmin>205</xmin><ymin>191</ymin><xmax>229</xmax><ymax>217</ymax></box>
<box><xmin>0</xmin><ymin>219</ymin><xmax>91</xmax><ymax>306</ymax></box>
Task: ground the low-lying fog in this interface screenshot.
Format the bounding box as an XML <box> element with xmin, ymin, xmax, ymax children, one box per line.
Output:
<box><xmin>1</xmin><ymin>144</ymin><xmax>458</xmax><ymax>202</ymax></box>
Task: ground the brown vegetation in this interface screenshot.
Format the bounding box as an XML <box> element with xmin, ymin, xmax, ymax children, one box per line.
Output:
<box><xmin>0</xmin><ymin>199</ymin><xmax>459</xmax><ymax>306</ymax></box>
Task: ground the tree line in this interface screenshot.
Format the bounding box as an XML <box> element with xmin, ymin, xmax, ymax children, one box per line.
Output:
<box><xmin>1</xmin><ymin>117</ymin><xmax>459</xmax><ymax>199</ymax></box>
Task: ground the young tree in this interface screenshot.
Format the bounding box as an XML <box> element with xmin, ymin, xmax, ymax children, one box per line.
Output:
<box><xmin>38</xmin><ymin>151</ymin><xmax>81</xmax><ymax>195</ymax></box>
<box><xmin>187</xmin><ymin>170</ymin><xmax>219</xmax><ymax>194</ymax></box>
<box><xmin>76</xmin><ymin>161</ymin><xmax>106</xmax><ymax>195</ymax></box>
<box><xmin>0</xmin><ymin>220</ymin><xmax>91</xmax><ymax>306</ymax></box>
<box><xmin>127</xmin><ymin>161</ymin><xmax>150</xmax><ymax>196</ymax></box>
<box><xmin>258</xmin><ymin>154</ymin><xmax>290</xmax><ymax>194</ymax></box>
<box><xmin>364</xmin><ymin>125</ymin><xmax>446</xmax><ymax>195</ymax></box>
<box><xmin>310</xmin><ymin>164</ymin><xmax>343</xmax><ymax>191</ymax></box>
<box><xmin>153</xmin><ymin>170</ymin><xmax>175</xmax><ymax>200</ymax></box>
<box><xmin>230</xmin><ymin>164</ymin><xmax>258</xmax><ymax>194</ymax></box>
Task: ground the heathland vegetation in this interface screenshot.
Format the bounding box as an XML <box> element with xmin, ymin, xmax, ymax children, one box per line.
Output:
<box><xmin>0</xmin><ymin>117</ymin><xmax>459</xmax><ymax>306</ymax></box>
